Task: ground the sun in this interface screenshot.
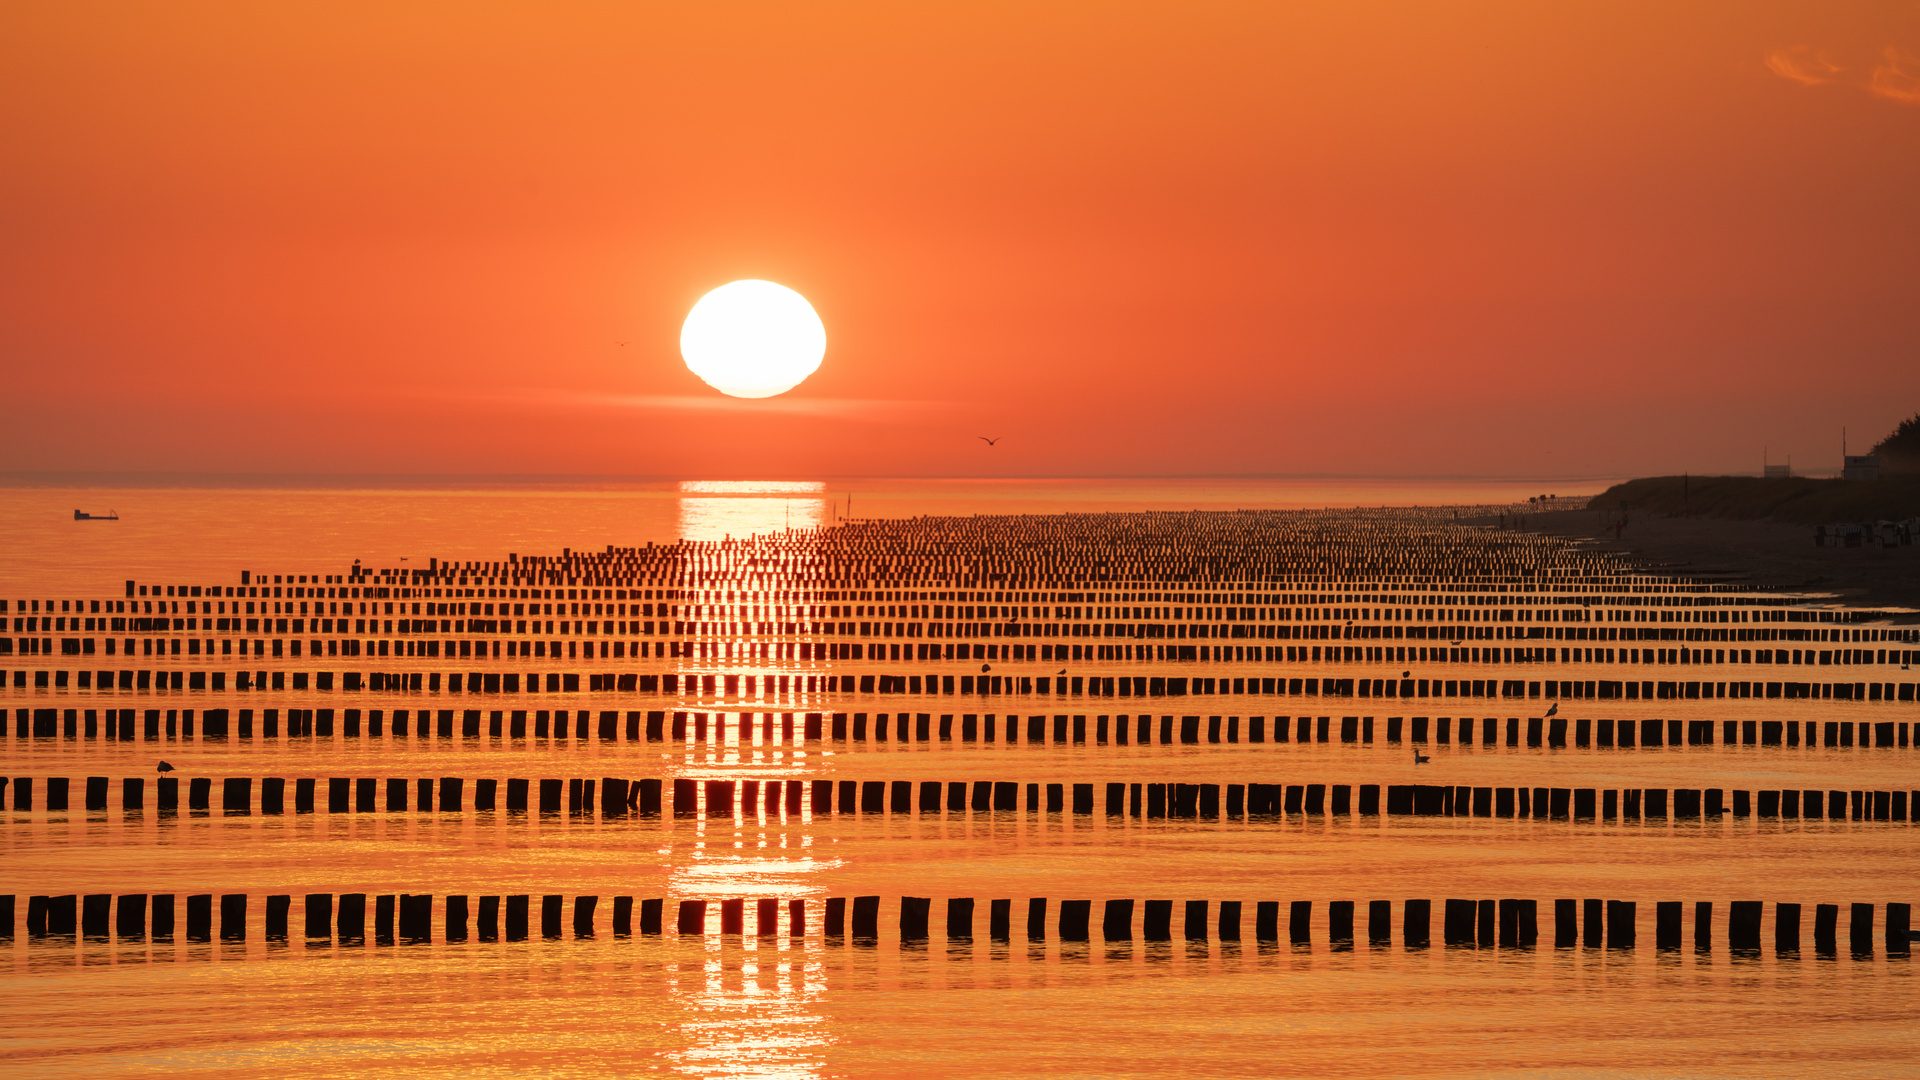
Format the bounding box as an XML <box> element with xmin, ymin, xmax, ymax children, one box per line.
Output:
<box><xmin>679</xmin><ymin>280</ymin><xmax>826</xmax><ymax>398</ymax></box>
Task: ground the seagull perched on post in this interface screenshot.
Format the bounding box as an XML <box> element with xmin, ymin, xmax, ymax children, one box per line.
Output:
<box><xmin>981</xmin><ymin>663</ymin><xmax>991</xmax><ymax>673</ymax></box>
<box><xmin>1544</xmin><ymin>702</ymin><xmax>1559</xmax><ymax>717</ymax></box>
<box><xmin>156</xmin><ymin>761</ymin><xmax>175</xmax><ymax>772</ymax></box>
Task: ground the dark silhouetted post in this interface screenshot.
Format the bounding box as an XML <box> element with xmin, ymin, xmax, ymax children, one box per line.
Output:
<box><xmin>305</xmin><ymin>894</ymin><xmax>332</xmax><ymax>940</ymax></box>
<box><xmin>990</xmin><ymin>899</ymin><xmax>1012</xmax><ymax>941</ymax></box>
<box><xmin>852</xmin><ymin>896</ymin><xmax>881</xmax><ymax>938</ymax></box>
<box><xmin>899</xmin><ymin>896</ymin><xmax>930</xmax><ymax>941</ymax></box>
<box><xmin>947</xmin><ymin>898</ymin><xmax>974</xmax><ymax>940</ymax></box>
<box><xmin>1059</xmin><ymin>899</ymin><xmax>1091</xmax><ymax>942</ymax></box>
<box><xmin>1403</xmin><ymin>899</ymin><xmax>1430</xmax><ymax>948</ymax></box>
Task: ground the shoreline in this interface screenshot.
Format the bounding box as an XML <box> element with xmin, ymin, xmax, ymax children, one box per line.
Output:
<box><xmin>1505</xmin><ymin>507</ymin><xmax>1920</xmax><ymax>619</ymax></box>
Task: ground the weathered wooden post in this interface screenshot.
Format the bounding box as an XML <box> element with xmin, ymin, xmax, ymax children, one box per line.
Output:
<box><xmin>116</xmin><ymin>894</ymin><xmax>146</xmax><ymax>938</ymax></box>
<box><xmin>1606</xmin><ymin>900</ymin><xmax>1635</xmax><ymax>949</ymax></box>
<box><xmin>1254</xmin><ymin>900</ymin><xmax>1279</xmax><ymax>942</ymax></box>
<box><xmin>1729</xmin><ymin>901</ymin><xmax>1762</xmax><ymax>950</ymax></box>
<box><xmin>989</xmin><ymin>898</ymin><xmax>1012</xmax><ymax>941</ymax></box>
<box><xmin>1774</xmin><ymin>903</ymin><xmax>1799</xmax><ymax>953</ymax></box>
<box><xmin>446</xmin><ymin>896</ymin><xmax>470</xmax><ymax>942</ymax></box>
<box><xmin>1183</xmin><ymin>900</ymin><xmax>1208</xmax><ymax>942</ymax></box>
<box><xmin>1850</xmin><ymin>903</ymin><xmax>1874</xmax><ymax>954</ymax></box>
<box><xmin>1368</xmin><ymin>900</ymin><xmax>1391</xmax><ymax>944</ymax></box>
<box><xmin>265</xmin><ymin>896</ymin><xmax>290</xmax><ymax>940</ymax></box>
<box><xmin>1323</xmin><ymin>900</ymin><xmax>1351</xmax><ymax>945</ymax></box>
<box><xmin>1059</xmin><ymin>899</ymin><xmax>1092</xmax><ymax>942</ymax></box>
<box><xmin>1403</xmin><ymin>899</ymin><xmax>1431</xmax><ymax>948</ymax></box>
<box><xmin>338</xmin><ymin>894</ymin><xmax>366</xmax><ymax>942</ymax></box>
<box><xmin>305</xmin><ymin>894</ymin><xmax>333</xmax><ymax>940</ymax></box>
<box><xmin>1656</xmin><ymin>901</ymin><xmax>1681</xmax><ymax>949</ymax></box>
<box><xmin>82</xmin><ymin>894</ymin><xmax>110</xmax><ymax>937</ymax></box>
<box><xmin>899</xmin><ymin>896</ymin><xmax>930</xmax><ymax>941</ymax></box>
<box><xmin>852</xmin><ymin>896</ymin><xmax>881</xmax><ymax>938</ymax></box>
<box><xmin>947</xmin><ymin>898</ymin><xmax>974</xmax><ymax>940</ymax></box>
<box><xmin>220</xmin><ymin>894</ymin><xmax>247</xmax><ymax>941</ymax></box>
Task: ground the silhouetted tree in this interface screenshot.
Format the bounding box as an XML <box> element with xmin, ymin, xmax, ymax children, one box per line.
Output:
<box><xmin>1871</xmin><ymin>412</ymin><xmax>1920</xmax><ymax>475</ymax></box>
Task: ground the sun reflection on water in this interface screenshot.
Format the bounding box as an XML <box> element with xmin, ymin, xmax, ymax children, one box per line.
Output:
<box><xmin>664</xmin><ymin>922</ymin><xmax>832</xmax><ymax>1078</ymax></box>
<box><xmin>679</xmin><ymin>481</ymin><xmax>828</xmax><ymax>542</ymax></box>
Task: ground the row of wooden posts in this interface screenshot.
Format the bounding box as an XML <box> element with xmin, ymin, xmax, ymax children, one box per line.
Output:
<box><xmin>10</xmin><ymin>894</ymin><xmax>1914</xmax><ymax>952</ymax></box>
<box><xmin>11</xmin><ymin>706</ymin><xmax>1920</xmax><ymax>751</ymax></box>
<box><xmin>9</xmin><ymin>775</ymin><xmax>1919</xmax><ymax>823</ymax></box>
<box><xmin>11</xmin><ymin>665</ymin><xmax>1920</xmax><ymax>709</ymax></box>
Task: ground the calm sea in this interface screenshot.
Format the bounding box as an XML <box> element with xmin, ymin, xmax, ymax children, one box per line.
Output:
<box><xmin>4</xmin><ymin>475</ymin><xmax>1916</xmax><ymax>1079</ymax></box>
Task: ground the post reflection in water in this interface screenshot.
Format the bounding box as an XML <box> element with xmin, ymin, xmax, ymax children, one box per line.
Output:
<box><xmin>679</xmin><ymin>481</ymin><xmax>828</xmax><ymax>542</ymax></box>
<box><xmin>666</xmin><ymin>766</ymin><xmax>833</xmax><ymax>1080</ymax></box>
<box><xmin>666</xmin><ymin>931</ymin><xmax>830</xmax><ymax>1080</ymax></box>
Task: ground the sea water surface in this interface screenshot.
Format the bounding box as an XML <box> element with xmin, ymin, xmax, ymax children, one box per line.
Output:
<box><xmin>4</xmin><ymin>475</ymin><xmax>1916</xmax><ymax>1079</ymax></box>
<box><xmin>0</xmin><ymin>475</ymin><xmax>1589</xmax><ymax>595</ymax></box>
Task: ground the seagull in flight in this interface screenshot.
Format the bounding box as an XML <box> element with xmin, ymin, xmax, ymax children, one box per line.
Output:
<box><xmin>978</xmin><ymin>436</ymin><xmax>1001</xmax><ymax>446</ymax></box>
<box><xmin>615</xmin><ymin>341</ymin><xmax>629</xmax><ymax>346</ymax></box>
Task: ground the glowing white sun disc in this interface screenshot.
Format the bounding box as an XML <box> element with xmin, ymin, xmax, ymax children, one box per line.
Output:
<box><xmin>679</xmin><ymin>280</ymin><xmax>825</xmax><ymax>398</ymax></box>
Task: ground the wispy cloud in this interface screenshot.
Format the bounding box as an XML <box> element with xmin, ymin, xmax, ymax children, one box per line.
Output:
<box><xmin>424</xmin><ymin>386</ymin><xmax>953</xmax><ymax>422</ymax></box>
<box><xmin>1767</xmin><ymin>42</ymin><xmax>1920</xmax><ymax>107</ymax></box>
<box><xmin>1765</xmin><ymin>46</ymin><xmax>1844</xmax><ymax>86</ymax></box>
<box><xmin>584</xmin><ymin>392</ymin><xmax>950</xmax><ymax>420</ymax></box>
<box><xmin>1869</xmin><ymin>47</ymin><xmax>1920</xmax><ymax>104</ymax></box>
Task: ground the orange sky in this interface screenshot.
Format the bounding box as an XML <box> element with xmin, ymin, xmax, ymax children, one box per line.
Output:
<box><xmin>2</xmin><ymin>1</ymin><xmax>1917</xmax><ymax>480</ymax></box>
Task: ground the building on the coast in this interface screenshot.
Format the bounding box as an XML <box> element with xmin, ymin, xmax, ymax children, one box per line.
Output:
<box><xmin>1763</xmin><ymin>464</ymin><xmax>1790</xmax><ymax>478</ymax></box>
<box><xmin>1843</xmin><ymin>454</ymin><xmax>1880</xmax><ymax>482</ymax></box>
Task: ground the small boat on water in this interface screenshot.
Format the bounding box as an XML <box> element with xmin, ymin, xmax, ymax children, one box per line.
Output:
<box><xmin>74</xmin><ymin>509</ymin><xmax>119</xmax><ymax>520</ymax></box>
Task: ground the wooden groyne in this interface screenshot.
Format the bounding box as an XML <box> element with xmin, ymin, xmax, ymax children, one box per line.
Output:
<box><xmin>9</xmin><ymin>774</ymin><xmax>1917</xmax><ymax>823</ymax></box>
<box><xmin>8</xmin><ymin>893</ymin><xmax>1911</xmax><ymax>954</ymax></box>
<box><xmin>8</xmin><ymin>665</ymin><xmax>1918</xmax><ymax>708</ymax></box>
<box><xmin>7</xmin><ymin>704</ymin><xmax>1919</xmax><ymax>749</ymax></box>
